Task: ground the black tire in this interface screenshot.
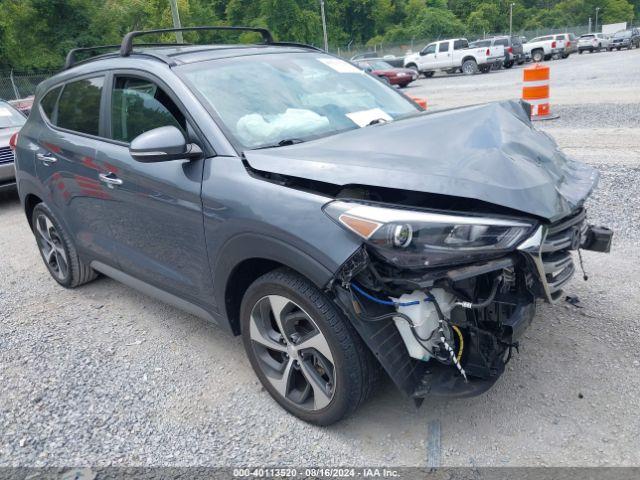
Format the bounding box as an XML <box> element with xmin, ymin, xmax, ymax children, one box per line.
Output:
<box><xmin>32</xmin><ymin>203</ymin><xmax>98</xmax><ymax>288</ymax></box>
<box><xmin>579</xmin><ymin>50</ymin><xmax>583</xmax><ymax>54</ymax></box>
<box><xmin>532</xmin><ymin>49</ymin><xmax>544</xmax><ymax>62</ymax></box>
<box><xmin>240</xmin><ymin>268</ymin><xmax>379</xmax><ymax>425</ymax></box>
<box><xmin>423</xmin><ymin>71</ymin><xmax>435</xmax><ymax>78</ymax></box>
<box><xmin>462</xmin><ymin>59</ymin><xmax>478</xmax><ymax>75</ymax></box>
<box><xmin>479</xmin><ymin>64</ymin><xmax>491</xmax><ymax>73</ymax></box>
<box><xmin>504</xmin><ymin>60</ymin><xmax>514</xmax><ymax>68</ymax></box>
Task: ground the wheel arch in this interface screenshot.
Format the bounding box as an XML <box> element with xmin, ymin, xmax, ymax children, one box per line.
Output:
<box><xmin>215</xmin><ymin>233</ymin><xmax>345</xmax><ymax>335</ymax></box>
<box><xmin>24</xmin><ymin>193</ymin><xmax>43</xmax><ymax>231</ymax></box>
<box><xmin>461</xmin><ymin>55</ymin><xmax>477</xmax><ymax>64</ymax></box>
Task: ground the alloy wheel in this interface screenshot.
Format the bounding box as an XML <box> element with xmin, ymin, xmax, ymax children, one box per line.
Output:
<box><xmin>35</xmin><ymin>213</ymin><xmax>69</xmax><ymax>281</ymax></box>
<box><xmin>248</xmin><ymin>295</ymin><xmax>336</xmax><ymax>411</ymax></box>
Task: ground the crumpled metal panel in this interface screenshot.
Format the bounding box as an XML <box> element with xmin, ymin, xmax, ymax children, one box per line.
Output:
<box><xmin>244</xmin><ymin>100</ymin><xmax>599</xmax><ymax>222</ymax></box>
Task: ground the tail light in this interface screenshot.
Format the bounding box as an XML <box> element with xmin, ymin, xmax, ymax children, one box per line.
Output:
<box><xmin>9</xmin><ymin>132</ymin><xmax>19</xmax><ymax>151</ymax></box>
<box><xmin>551</xmin><ymin>41</ymin><xmax>556</xmax><ymax>48</ymax></box>
<box><xmin>507</xmin><ymin>47</ymin><xmax>513</xmax><ymax>54</ymax></box>
<box><xmin>486</xmin><ymin>48</ymin><xmax>490</xmax><ymax>56</ymax></box>
<box><xmin>566</xmin><ymin>41</ymin><xmax>571</xmax><ymax>47</ymax></box>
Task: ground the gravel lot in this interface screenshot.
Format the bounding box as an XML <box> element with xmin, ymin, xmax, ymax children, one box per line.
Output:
<box><xmin>1</xmin><ymin>49</ymin><xmax>639</xmax><ymax>468</ymax></box>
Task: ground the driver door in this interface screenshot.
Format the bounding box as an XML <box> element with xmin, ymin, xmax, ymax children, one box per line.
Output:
<box><xmin>93</xmin><ymin>73</ymin><xmax>214</xmax><ymax>307</ymax></box>
<box><xmin>418</xmin><ymin>44</ymin><xmax>437</xmax><ymax>70</ymax></box>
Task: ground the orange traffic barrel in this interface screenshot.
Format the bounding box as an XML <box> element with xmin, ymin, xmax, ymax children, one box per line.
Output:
<box><xmin>409</xmin><ymin>95</ymin><xmax>427</xmax><ymax>110</ymax></box>
<box><xmin>522</xmin><ymin>64</ymin><xmax>558</xmax><ymax>120</ymax></box>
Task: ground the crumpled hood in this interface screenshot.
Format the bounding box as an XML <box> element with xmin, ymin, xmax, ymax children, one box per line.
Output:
<box><xmin>244</xmin><ymin>100</ymin><xmax>599</xmax><ymax>222</ymax></box>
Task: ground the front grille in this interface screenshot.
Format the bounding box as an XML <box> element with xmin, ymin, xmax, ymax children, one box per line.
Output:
<box><xmin>0</xmin><ymin>146</ymin><xmax>14</xmax><ymax>165</ymax></box>
<box><xmin>539</xmin><ymin>209</ymin><xmax>587</xmax><ymax>301</ymax></box>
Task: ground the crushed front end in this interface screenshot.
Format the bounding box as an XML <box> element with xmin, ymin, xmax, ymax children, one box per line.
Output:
<box><xmin>326</xmin><ymin>201</ymin><xmax>613</xmax><ymax>400</ymax></box>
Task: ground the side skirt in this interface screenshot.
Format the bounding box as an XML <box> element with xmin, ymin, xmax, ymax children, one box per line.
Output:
<box><xmin>90</xmin><ymin>261</ymin><xmax>219</xmax><ymax>325</ymax></box>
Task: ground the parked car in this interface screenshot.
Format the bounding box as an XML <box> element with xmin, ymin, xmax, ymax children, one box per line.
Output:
<box><xmin>8</xmin><ymin>96</ymin><xmax>35</xmax><ymax>116</ymax></box>
<box><xmin>522</xmin><ymin>35</ymin><xmax>565</xmax><ymax>62</ymax></box>
<box><xmin>578</xmin><ymin>33</ymin><xmax>611</xmax><ymax>53</ymax></box>
<box><xmin>355</xmin><ymin>60</ymin><xmax>417</xmax><ymax>87</ymax></box>
<box><xmin>350</xmin><ymin>52</ymin><xmax>405</xmax><ymax>68</ymax></box>
<box><xmin>554</xmin><ymin>33</ymin><xmax>578</xmax><ymax>57</ymax></box>
<box><xmin>470</xmin><ymin>36</ymin><xmax>525</xmax><ymax>68</ymax></box>
<box><xmin>404</xmin><ymin>38</ymin><xmax>504</xmax><ymax>76</ymax></box>
<box><xmin>610</xmin><ymin>29</ymin><xmax>640</xmax><ymax>50</ymax></box>
<box><xmin>15</xmin><ymin>26</ymin><xmax>613</xmax><ymax>426</ymax></box>
<box><xmin>0</xmin><ymin>99</ymin><xmax>26</xmax><ymax>189</ymax></box>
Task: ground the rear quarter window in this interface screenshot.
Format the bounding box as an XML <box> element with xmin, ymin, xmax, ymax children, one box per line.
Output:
<box><xmin>56</xmin><ymin>77</ymin><xmax>104</xmax><ymax>136</ymax></box>
<box><xmin>40</xmin><ymin>86</ymin><xmax>62</xmax><ymax>122</ymax></box>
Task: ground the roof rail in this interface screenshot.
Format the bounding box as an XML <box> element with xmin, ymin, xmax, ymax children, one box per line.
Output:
<box><xmin>64</xmin><ymin>45</ymin><xmax>121</xmax><ymax>70</ymax></box>
<box><xmin>64</xmin><ymin>43</ymin><xmax>190</xmax><ymax>70</ymax></box>
<box><xmin>120</xmin><ymin>26</ymin><xmax>274</xmax><ymax>57</ymax></box>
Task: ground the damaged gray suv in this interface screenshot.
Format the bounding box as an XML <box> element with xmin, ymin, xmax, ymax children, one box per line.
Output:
<box><xmin>15</xmin><ymin>27</ymin><xmax>613</xmax><ymax>425</ymax></box>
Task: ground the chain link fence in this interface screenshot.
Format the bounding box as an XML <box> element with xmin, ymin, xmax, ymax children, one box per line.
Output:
<box><xmin>0</xmin><ymin>71</ymin><xmax>53</xmax><ymax>101</ymax></box>
<box><xmin>335</xmin><ymin>24</ymin><xmax>592</xmax><ymax>59</ymax></box>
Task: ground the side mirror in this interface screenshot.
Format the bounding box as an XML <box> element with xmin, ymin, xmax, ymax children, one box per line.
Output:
<box><xmin>365</xmin><ymin>66</ymin><xmax>373</xmax><ymax>72</ymax></box>
<box><xmin>129</xmin><ymin>126</ymin><xmax>203</xmax><ymax>163</ymax></box>
<box><xmin>419</xmin><ymin>50</ymin><xmax>427</xmax><ymax>56</ymax></box>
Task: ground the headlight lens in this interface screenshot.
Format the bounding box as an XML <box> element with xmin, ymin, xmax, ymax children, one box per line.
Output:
<box><xmin>324</xmin><ymin>201</ymin><xmax>535</xmax><ymax>269</ymax></box>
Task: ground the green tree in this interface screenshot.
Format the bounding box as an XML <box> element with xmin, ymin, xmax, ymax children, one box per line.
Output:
<box><xmin>602</xmin><ymin>0</ymin><xmax>635</xmax><ymax>22</ymax></box>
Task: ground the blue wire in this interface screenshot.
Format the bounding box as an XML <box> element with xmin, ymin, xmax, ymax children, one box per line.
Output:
<box><xmin>350</xmin><ymin>282</ymin><xmax>422</xmax><ymax>307</ymax></box>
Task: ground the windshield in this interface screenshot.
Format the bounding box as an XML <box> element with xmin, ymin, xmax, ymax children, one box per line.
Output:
<box><xmin>0</xmin><ymin>101</ymin><xmax>26</xmax><ymax>129</ymax></box>
<box><xmin>580</xmin><ymin>34</ymin><xmax>594</xmax><ymax>39</ymax></box>
<box><xmin>614</xmin><ymin>31</ymin><xmax>630</xmax><ymax>38</ymax></box>
<box><xmin>180</xmin><ymin>53</ymin><xmax>419</xmax><ymax>149</ymax></box>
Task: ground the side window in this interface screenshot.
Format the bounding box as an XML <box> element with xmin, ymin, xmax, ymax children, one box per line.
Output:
<box><xmin>111</xmin><ymin>76</ymin><xmax>186</xmax><ymax>144</ymax></box>
<box><xmin>40</xmin><ymin>86</ymin><xmax>62</xmax><ymax>123</ymax></box>
<box><xmin>438</xmin><ymin>42</ymin><xmax>450</xmax><ymax>52</ymax></box>
<box><xmin>421</xmin><ymin>44</ymin><xmax>436</xmax><ymax>55</ymax></box>
<box><xmin>56</xmin><ymin>77</ymin><xmax>104</xmax><ymax>136</ymax></box>
<box><xmin>453</xmin><ymin>39</ymin><xmax>468</xmax><ymax>50</ymax></box>
<box><xmin>495</xmin><ymin>38</ymin><xmax>509</xmax><ymax>46</ymax></box>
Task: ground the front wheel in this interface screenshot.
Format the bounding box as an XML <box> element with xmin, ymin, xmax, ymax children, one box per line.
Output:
<box><xmin>423</xmin><ymin>71</ymin><xmax>435</xmax><ymax>78</ymax></box>
<box><xmin>462</xmin><ymin>59</ymin><xmax>478</xmax><ymax>75</ymax></box>
<box><xmin>240</xmin><ymin>268</ymin><xmax>379</xmax><ymax>425</ymax></box>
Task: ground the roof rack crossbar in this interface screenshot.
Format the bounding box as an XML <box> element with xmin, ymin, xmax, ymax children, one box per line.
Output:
<box><xmin>120</xmin><ymin>26</ymin><xmax>274</xmax><ymax>57</ymax></box>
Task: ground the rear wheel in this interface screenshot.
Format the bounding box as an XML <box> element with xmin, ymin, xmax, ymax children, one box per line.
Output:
<box><xmin>462</xmin><ymin>59</ymin><xmax>478</xmax><ymax>75</ymax></box>
<box><xmin>504</xmin><ymin>60</ymin><xmax>514</xmax><ymax>68</ymax></box>
<box><xmin>240</xmin><ymin>268</ymin><xmax>379</xmax><ymax>425</ymax></box>
<box><xmin>32</xmin><ymin>203</ymin><xmax>97</xmax><ymax>288</ymax></box>
<box><xmin>423</xmin><ymin>71</ymin><xmax>435</xmax><ymax>78</ymax></box>
<box><xmin>532</xmin><ymin>49</ymin><xmax>544</xmax><ymax>62</ymax></box>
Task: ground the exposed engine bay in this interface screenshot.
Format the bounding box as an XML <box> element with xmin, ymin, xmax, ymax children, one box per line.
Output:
<box><xmin>329</xmin><ymin>207</ymin><xmax>612</xmax><ymax>400</ymax></box>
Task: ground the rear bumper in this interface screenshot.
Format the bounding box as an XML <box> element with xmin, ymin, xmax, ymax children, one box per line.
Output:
<box><xmin>0</xmin><ymin>162</ymin><xmax>16</xmax><ymax>184</ymax></box>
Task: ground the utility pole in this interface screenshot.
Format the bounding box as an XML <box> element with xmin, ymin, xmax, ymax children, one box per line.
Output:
<box><xmin>595</xmin><ymin>7</ymin><xmax>600</xmax><ymax>33</ymax></box>
<box><xmin>509</xmin><ymin>3</ymin><xmax>515</xmax><ymax>37</ymax></box>
<box><xmin>169</xmin><ymin>0</ymin><xmax>184</xmax><ymax>43</ymax></box>
<box><xmin>320</xmin><ymin>0</ymin><xmax>329</xmax><ymax>52</ymax></box>
<box><xmin>588</xmin><ymin>17</ymin><xmax>592</xmax><ymax>33</ymax></box>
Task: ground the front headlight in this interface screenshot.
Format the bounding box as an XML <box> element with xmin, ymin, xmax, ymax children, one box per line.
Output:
<box><xmin>324</xmin><ymin>201</ymin><xmax>535</xmax><ymax>269</ymax></box>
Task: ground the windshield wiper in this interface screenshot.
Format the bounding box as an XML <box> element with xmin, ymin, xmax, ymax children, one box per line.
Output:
<box><xmin>254</xmin><ymin>138</ymin><xmax>306</xmax><ymax>150</ymax></box>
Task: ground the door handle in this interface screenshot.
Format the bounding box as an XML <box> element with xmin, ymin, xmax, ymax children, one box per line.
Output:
<box><xmin>36</xmin><ymin>153</ymin><xmax>57</xmax><ymax>166</ymax></box>
<box><xmin>99</xmin><ymin>172</ymin><xmax>123</xmax><ymax>188</ymax></box>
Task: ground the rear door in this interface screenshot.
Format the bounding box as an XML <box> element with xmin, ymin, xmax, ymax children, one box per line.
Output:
<box><xmin>435</xmin><ymin>41</ymin><xmax>453</xmax><ymax>68</ymax></box>
<box><xmin>34</xmin><ymin>75</ymin><xmax>118</xmax><ymax>265</ymax></box>
<box><xmin>92</xmin><ymin>72</ymin><xmax>213</xmax><ymax>306</ymax></box>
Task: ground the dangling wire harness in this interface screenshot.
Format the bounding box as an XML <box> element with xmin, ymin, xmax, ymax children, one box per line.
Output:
<box><xmin>427</xmin><ymin>290</ymin><xmax>468</xmax><ymax>383</ymax></box>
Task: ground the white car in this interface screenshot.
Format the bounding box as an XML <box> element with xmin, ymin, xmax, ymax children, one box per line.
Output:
<box><xmin>578</xmin><ymin>33</ymin><xmax>611</xmax><ymax>53</ymax></box>
<box><xmin>523</xmin><ymin>35</ymin><xmax>565</xmax><ymax>62</ymax></box>
<box><xmin>404</xmin><ymin>38</ymin><xmax>504</xmax><ymax>76</ymax></box>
